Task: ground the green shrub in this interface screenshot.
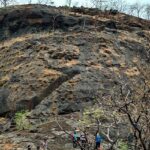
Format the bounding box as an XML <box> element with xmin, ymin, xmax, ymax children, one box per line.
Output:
<box><xmin>117</xmin><ymin>140</ymin><xmax>128</xmax><ymax>150</ymax></box>
<box><xmin>14</xmin><ymin>110</ymin><xmax>31</xmax><ymax>130</ymax></box>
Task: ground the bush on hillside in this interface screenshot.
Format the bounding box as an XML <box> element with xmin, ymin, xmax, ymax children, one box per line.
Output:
<box><xmin>14</xmin><ymin>110</ymin><xmax>31</xmax><ymax>130</ymax></box>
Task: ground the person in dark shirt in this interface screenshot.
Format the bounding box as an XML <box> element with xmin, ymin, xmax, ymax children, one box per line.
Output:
<box><xmin>27</xmin><ymin>145</ymin><xmax>31</xmax><ymax>150</ymax></box>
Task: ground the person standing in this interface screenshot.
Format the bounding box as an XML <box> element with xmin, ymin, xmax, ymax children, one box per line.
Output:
<box><xmin>80</xmin><ymin>132</ymin><xmax>87</xmax><ymax>149</ymax></box>
<box><xmin>95</xmin><ymin>133</ymin><xmax>102</xmax><ymax>150</ymax></box>
<box><xmin>72</xmin><ymin>128</ymin><xmax>80</xmax><ymax>148</ymax></box>
<box><xmin>72</xmin><ymin>130</ymin><xmax>78</xmax><ymax>148</ymax></box>
<box><xmin>27</xmin><ymin>145</ymin><xmax>31</xmax><ymax>150</ymax></box>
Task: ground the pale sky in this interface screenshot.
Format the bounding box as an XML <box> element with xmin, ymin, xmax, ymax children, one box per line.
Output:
<box><xmin>16</xmin><ymin>0</ymin><xmax>150</xmax><ymax>6</ymax></box>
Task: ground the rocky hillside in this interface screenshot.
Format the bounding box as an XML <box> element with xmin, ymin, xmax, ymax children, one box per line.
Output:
<box><xmin>0</xmin><ymin>4</ymin><xmax>150</xmax><ymax>149</ymax></box>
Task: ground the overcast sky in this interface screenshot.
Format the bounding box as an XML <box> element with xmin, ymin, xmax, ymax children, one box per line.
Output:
<box><xmin>16</xmin><ymin>0</ymin><xmax>150</xmax><ymax>6</ymax></box>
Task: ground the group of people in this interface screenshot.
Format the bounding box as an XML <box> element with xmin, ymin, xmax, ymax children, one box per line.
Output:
<box><xmin>72</xmin><ymin>128</ymin><xmax>87</xmax><ymax>149</ymax></box>
<box><xmin>72</xmin><ymin>128</ymin><xmax>103</xmax><ymax>150</ymax></box>
<box><xmin>27</xmin><ymin>128</ymin><xmax>103</xmax><ymax>150</ymax></box>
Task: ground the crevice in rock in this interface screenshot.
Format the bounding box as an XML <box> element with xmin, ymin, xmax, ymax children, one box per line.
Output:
<box><xmin>16</xmin><ymin>68</ymin><xmax>81</xmax><ymax>111</ymax></box>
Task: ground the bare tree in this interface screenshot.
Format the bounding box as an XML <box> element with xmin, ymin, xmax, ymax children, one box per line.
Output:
<box><xmin>129</xmin><ymin>2</ymin><xmax>145</xmax><ymax>18</ymax></box>
<box><xmin>144</xmin><ymin>4</ymin><xmax>150</xmax><ymax>20</ymax></box>
<box><xmin>112</xmin><ymin>84</ymin><xmax>150</xmax><ymax>150</ymax></box>
<box><xmin>53</xmin><ymin>72</ymin><xmax>149</xmax><ymax>150</ymax></box>
<box><xmin>28</xmin><ymin>0</ymin><xmax>32</xmax><ymax>4</ymax></box>
<box><xmin>108</xmin><ymin>63</ymin><xmax>150</xmax><ymax>150</ymax></box>
<box><xmin>89</xmin><ymin>0</ymin><xmax>108</xmax><ymax>10</ymax></box>
<box><xmin>37</xmin><ymin>0</ymin><xmax>54</xmax><ymax>5</ymax></box>
<box><xmin>66</xmin><ymin>0</ymin><xmax>72</xmax><ymax>7</ymax></box>
<box><xmin>0</xmin><ymin>0</ymin><xmax>14</xmax><ymax>7</ymax></box>
<box><xmin>79</xmin><ymin>60</ymin><xmax>150</xmax><ymax>150</ymax></box>
<box><xmin>106</xmin><ymin>0</ymin><xmax>127</xmax><ymax>12</ymax></box>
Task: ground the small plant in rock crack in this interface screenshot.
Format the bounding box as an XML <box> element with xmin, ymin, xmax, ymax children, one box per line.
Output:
<box><xmin>14</xmin><ymin>110</ymin><xmax>31</xmax><ymax>130</ymax></box>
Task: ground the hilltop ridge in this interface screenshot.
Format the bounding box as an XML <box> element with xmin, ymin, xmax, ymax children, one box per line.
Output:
<box><xmin>0</xmin><ymin>4</ymin><xmax>150</xmax><ymax>41</ymax></box>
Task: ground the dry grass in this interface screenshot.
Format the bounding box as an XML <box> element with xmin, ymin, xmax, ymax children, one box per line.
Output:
<box><xmin>109</xmin><ymin>67</ymin><xmax>120</xmax><ymax>75</ymax></box>
<box><xmin>43</xmin><ymin>69</ymin><xmax>62</xmax><ymax>77</ymax></box>
<box><xmin>62</xmin><ymin>60</ymin><xmax>79</xmax><ymax>67</ymax></box>
<box><xmin>0</xmin><ymin>117</ymin><xmax>8</xmax><ymax>124</ymax></box>
<box><xmin>99</xmin><ymin>47</ymin><xmax>120</xmax><ymax>59</ymax></box>
<box><xmin>120</xmin><ymin>62</ymin><xmax>126</xmax><ymax>68</ymax></box>
<box><xmin>90</xmin><ymin>63</ymin><xmax>103</xmax><ymax>70</ymax></box>
<box><xmin>0</xmin><ymin>36</ymin><xmax>28</xmax><ymax>48</ymax></box>
<box><xmin>11</xmin><ymin>64</ymin><xmax>23</xmax><ymax>72</ymax></box>
<box><xmin>2</xmin><ymin>143</ymin><xmax>17</xmax><ymax>150</ymax></box>
<box><xmin>132</xmin><ymin>57</ymin><xmax>139</xmax><ymax>63</ymax></box>
<box><xmin>125</xmin><ymin>67</ymin><xmax>140</xmax><ymax>77</ymax></box>
<box><xmin>0</xmin><ymin>32</ymin><xmax>51</xmax><ymax>49</ymax></box>
<box><xmin>0</xmin><ymin>75</ymin><xmax>9</xmax><ymax>86</ymax></box>
<box><xmin>8</xmin><ymin>84</ymin><xmax>20</xmax><ymax>90</ymax></box>
<box><xmin>68</xmin><ymin>74</ymin><xmax>81</xmax><ymax>86</ymax></box>
<box><xmin>119</xmin><ymin>31</ymin><xmax>143</xmax><ymax>43</ymax></box>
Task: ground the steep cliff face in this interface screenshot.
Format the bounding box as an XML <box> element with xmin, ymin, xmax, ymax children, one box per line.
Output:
<box><xmin>0</xmin><ymin>5</ymin><xmax>150</xmax><ymax>117</ymax></box>
<box><xmin>0</xmin><ymin>4</ymin><xmax>150</xmax><ymax>150</ymax></box>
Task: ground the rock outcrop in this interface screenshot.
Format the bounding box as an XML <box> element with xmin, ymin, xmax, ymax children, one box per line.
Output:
<box><xmin>0</xmin><ymin>4</ymin><xmax>150</xmax><ymax>40</ymax></box>
<box><xmin>0</xmin><ymin>5</ymin><xmax>150</xmax><ymax>116</ymax></box>
<box><xmin>0</xmin><ymin>4</ymin><xmax>150</xmax><ymax>150</ymax></box>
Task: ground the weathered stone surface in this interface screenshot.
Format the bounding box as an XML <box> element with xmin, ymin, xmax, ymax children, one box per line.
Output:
<box><xmin>0</xmin><ymin>5</ymin><xmax>149</xmax><ymax>41</ymax></box>
<box><xmin>0</xmin><ymin>89</ymin><xmax>10</xmax><ymax>114</ymax></box>
<box><xmin>105</xmin><ymin>20</ymin><xmax>117</xmax><ymax>29</ymax></box>
<box><xmin>0</xmin><ymin>27</ymin><xmax>150</xmax><ymax>116</ymax></box>
<box><xmin>0</xmin><ymin>118</ymin><xmax>11</xmax><ymax>133</ymax></box>
<box><xmin>0</xmin><ymin>4</ymin><xmax>149</xmax><ymax>150</ymax></box>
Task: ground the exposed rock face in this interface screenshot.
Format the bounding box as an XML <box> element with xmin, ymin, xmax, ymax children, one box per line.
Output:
<box><xmin>0</xmin><ymin>117</ymin><xmax>11</xmax><ymax>133</ymax></box>
<box><xmin>0</xmin><ymin>4</ymin><xmax>150</xmax><ymax>150</ymax></box>
<box><xmin>0</xmin><ymin>115</ymin><xmax>81</xmax><ymax>150</ymax></box>
<box><xmin>0</xmin><ymin>4</ymin><xmax>150</xmax><ymax>117</ymax></box>
<box><xmin>0</xmin><ymin>4</ymin><xmax>150</xmax><ymax>40</ymax></box>
<box><xmin>0</xmin><ymin>5</ymin><xmax>92</xmax><ymax>40</ymax></box>
<box><xmin>0</xmin><ymin>89</ymin><xmax>10</xmax><ymax>114</ymax></box>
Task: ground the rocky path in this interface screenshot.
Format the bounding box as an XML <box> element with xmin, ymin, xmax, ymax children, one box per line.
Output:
<box><xmin>0</xmin><ymin>114</ymin><xmax>82</xmax><ymax>150</ymax></box>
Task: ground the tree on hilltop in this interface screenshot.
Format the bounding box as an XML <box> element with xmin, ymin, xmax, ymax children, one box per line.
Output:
<box><xmin>0</xmin><ymin>0</ymin><xmax>14</xmax><ymax>7</ymax></box>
